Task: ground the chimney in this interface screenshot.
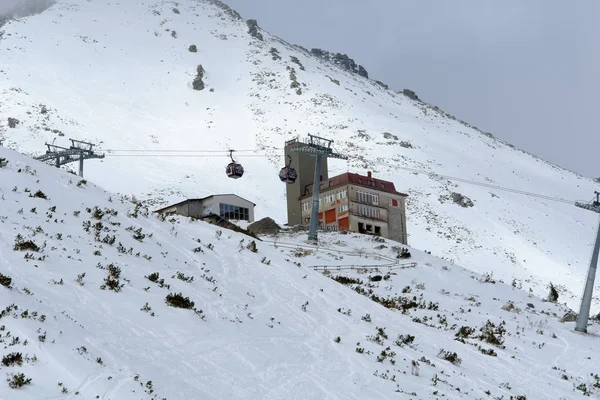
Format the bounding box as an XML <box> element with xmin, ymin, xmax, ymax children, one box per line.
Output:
<box><xmin>367</xmin><ymin>171</ymin><xmax>372</xmax><ymax>178</ymax></box>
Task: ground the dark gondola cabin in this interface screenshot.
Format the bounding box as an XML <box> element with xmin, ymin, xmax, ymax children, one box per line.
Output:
<box><xmin>279</xmin><ymin>166</ymin><xmax>297</xmax><ymax>183</ymax></box>
<box><xmin>226</xmin><ymin>162</ymin><xmax>244</xmax><ymax>179</ymax></box>
<box><xmin>279</xmin><ymin>155</ymin><xmax>297</xmax><ymax>184</ymax></box>
<box><xmin>226</xmin><ymin>150</ymin><xmax>244</xmax><ymax>179</ymax></box>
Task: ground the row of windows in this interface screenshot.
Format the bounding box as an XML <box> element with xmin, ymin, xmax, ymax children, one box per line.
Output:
<box><xmin>219</xmin><ymin>203</ymin><xmax>250</xmax><ymax>221</ymax></box>
<box><xmin>357</xmin><ymin>190</ymin><xmax>379</xmax><ymax>205</ymax></box>
<box><xmin>338</xmin><ymin>204</ymin><xmax>349</xmax><ymax>213</ymax></box>
<box><xmin>358</xmin><ymin>205</ymin><xmax>380</xmax><ymax>219</ymax></box>
<box><xmin>302</xmin><ymin>189</ymin><xmax>348</xmax><ymax>211</ymax></box>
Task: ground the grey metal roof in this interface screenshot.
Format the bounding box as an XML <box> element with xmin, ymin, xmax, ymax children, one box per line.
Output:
<box><xmin>153</xmin><ymin>193</ymin><xmax>256</xmax><ymax>213</ymax></box>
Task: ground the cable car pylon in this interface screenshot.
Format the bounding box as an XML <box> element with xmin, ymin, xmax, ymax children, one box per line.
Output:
<box><xmin>289</xmin><ymin>134</ymin><xmax>348</xmax><ymax>244</ymax></box>
<box><xmin>574</xmin><ymin>191</ymin><xmax>600</xmax><ymax>333</ymax></box>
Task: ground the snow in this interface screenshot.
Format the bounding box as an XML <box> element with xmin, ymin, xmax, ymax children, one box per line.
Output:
<box><xmin>2</xmin><ymin>143</ymin><xmax>600</xmax><ymax>399</ymax></box>
<box><xmin>0</xmin><ymin>0</ymin><xmax>598</xmax><ymax>357</ymax></box>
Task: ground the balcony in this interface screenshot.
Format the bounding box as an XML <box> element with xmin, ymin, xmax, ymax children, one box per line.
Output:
<box><xmin>350</xmin><ymin>197</ymin><xmax>386</xmax><ymax>209</ymax></box>
<box><xmin>350</xmin><ymin>211</ymin><xmax>388</xmax><ymax>223</ymax></box>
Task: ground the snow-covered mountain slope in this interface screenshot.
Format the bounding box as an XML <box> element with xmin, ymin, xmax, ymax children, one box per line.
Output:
<box><xmin>2</xmin><ymin>146</ymin><xmax>600</xmax><ymax>399</ymax></box>
<box><xmin>0</xmin><ymin>0</ymin><xmax>598</xmax><ymax>313</ymax></box>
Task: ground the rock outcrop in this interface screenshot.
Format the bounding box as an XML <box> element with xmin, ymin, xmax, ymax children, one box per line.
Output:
<box><xmin>247</xmin><ymin>19</ymin><xmax>263</xmax><ymax>41</ymax></box>
<box><xmin>247</xmin><ymin>217</ymin><xmax>281</xmax><ymax>235</ymax></box>
<box><xmin>310</xmin><ymin>48</ymin><xmax>369</xmax><ymax>79</ymax></box>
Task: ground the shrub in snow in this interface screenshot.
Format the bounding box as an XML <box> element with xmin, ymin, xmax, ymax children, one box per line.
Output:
<box><xmin>437</xmin><ymin>349</ymin><xmax>461</xmax><ymax>365</ymax></box>
<box><xmin>166</xmin><ymin>293</ymin><xmax>194</xmax><ymax>309</ymax></box>
<box><xmin>0</xmin><ymin>273</ymin><xmax>12</xmax><ymax>288</ymax></box>
<box><xmin>192</xmin><ymin>65</ymin><xmax>205</xmax><ymax>91</ymax></box>
<box><xmin>547</xmin><ymin>282</ymin><xmax>559</xmax><ymax>302</ymax></box>
<box><xmin>100</xmin><ymin>264</ymin><xmax>124</xmax><ymax>292</ymax></box>
<box><xmin>31</xmin><ymin>190</ymin><xmax>47</xmax><ymax>199</ymax></box>
<box><xmin>188</xmin><ymin>44</ymin><xmax>197</xmax><ymax>52</ymax></box>
<box><xmin>2</xmin><ymin>352</ymin><xmax>23</xmax><ymax>367</ymax></box>
<box><xmin>13</xmin><ymin>234</ymin><xmax>40</xmax><ymax>252</ymax></box>
<box><xmin>0</xmin><ymin>157</ymin><xmax>8</xmax><ymax>167</ymax></box>
<box><xmin>7</xmin><ymin>372</ymin><xmax>31</xmax><ymax>389</ymax></box>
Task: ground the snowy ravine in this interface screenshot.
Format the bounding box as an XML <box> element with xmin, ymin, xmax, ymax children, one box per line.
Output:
<box><xmin>0</xmin><ymin>0</ymin><xmax>599</xmax><ymax>314</ymax></box>
<box><xmin>2</xmin><ymin>144</ymin><xmax>600</xmax><ymax>399</ymax></box>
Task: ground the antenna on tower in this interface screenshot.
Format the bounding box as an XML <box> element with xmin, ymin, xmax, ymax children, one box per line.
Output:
<box><xmin>574</xmin><ymin>191</ymin><xmax>600</xmax><ymax>333</ymax></box>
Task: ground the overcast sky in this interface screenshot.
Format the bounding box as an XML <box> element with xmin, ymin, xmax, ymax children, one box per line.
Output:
<box><xmin>227</xmin><ymin>0</ymin><xmax>600</xmax><ymax>179</ymax></box>
<box><xmin>0</xmin><ymin>0</ymin><xmax>53</xmax><ymax>20</ymax></box>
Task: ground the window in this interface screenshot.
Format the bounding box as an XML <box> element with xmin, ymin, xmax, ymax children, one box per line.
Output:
<box><xmin>358</xmin><ymin>205</ymin><xmax>380</xmax><ymax>219</ymax></box>
<box><xmin>301</xmin><ymin>201</ymin><xmax>311</xmax><ymax>212</ymax></box>
<box><xmin>219</xmin><ymin>203</ymin><xmax>250</xmax><ymax>221</ymax></box>
<box><xmin>338</xmin><ymin>204</ymin><xmax>349</xmax><ymax>213</ymax></box>
<box><xmin>356</xmin><ymin>190</ymin><xmax>379</xmax><ymax>205</ymax></box>
<box><xmin>324</xmin><ymin>193</ymin><xmax>336</xmax><ymax>204</ymax></box>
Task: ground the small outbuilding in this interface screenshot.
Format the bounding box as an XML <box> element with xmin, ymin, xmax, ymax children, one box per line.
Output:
<box><xmin>154</xmin><ymin>194</ymin><xmax>255</xmax><ymax>222</ymax></box>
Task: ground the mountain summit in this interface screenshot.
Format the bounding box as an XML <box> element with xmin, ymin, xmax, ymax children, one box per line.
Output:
<box><xmin>0</xmin><ymin>0</ymin><xmax>598</xmax><ymax>312</ymax></box>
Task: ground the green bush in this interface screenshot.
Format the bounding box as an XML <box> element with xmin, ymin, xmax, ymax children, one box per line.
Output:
<box><xmin>2</xmin><ymin>352</ymin><xmax>23</xmax><ymax>366</ymax></box>
<box><xmin>7</xmin><ymin>373</ymin><xmax>32</xmax><ymax>389</ymax></box>
<box><xmin>0</xmin><ymin>273</ymin><xmax>12</xmax><ymax>288</ymax></box>
<box><xmin>166</xmin><ymin>293</ymin><xmax>194</xmax><ymax>309</ymax></box>
<box><xmin>188</xmin><ymin>44</ymin><xmax>197</xmax><ymax>52</ymax></box>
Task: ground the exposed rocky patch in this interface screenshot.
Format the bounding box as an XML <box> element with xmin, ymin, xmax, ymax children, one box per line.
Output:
<box><xmin>246</xmin><ymin>19</ymin><xmax>263</xmax><ymax>41</ymax></box>
<box><xmin>290</xmin><ymin>56</ymin><xmax>305</xmax><ymax>71</ymax></box>
<box><xmin>287</xmin><ymin>67</ymin><xmax>302</xmax><ymax>95</ymax></box>
<box><xmin>439</xmin><ymin>192</ymin><xmax>475</xmax><ymax>208</ymax></box>
<box><xmin>247</xmin><ymin>217</ymin><xmax>280</xmax><ymax>236</ymax></box>
<box><xmin>402</xmin><ymin>89</ymin><xmax>420</xmax><ymax>101</ymax></box>
<box><xmin>204</xmin><ymin>0</ymin><xmax>242</xmax><ymax>20</ymax></box>
<box><xmin>7</xmin><ymin>117</ymin><xmax>19</xmax><ymax>128</ymax></box>
<box><xmin>269</xmin><ymin>47</ymin><xmax>281</xmax><ymax>61</ymax></box>
<box><xmin>310</xmin><ymin>48</ymin><xmax>368</xmax><ymax>78</ymax></box>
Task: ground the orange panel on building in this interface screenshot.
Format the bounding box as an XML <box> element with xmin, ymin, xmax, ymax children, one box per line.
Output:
<box><xmin>325</xmin><ymin>209</ymin><xmax>336</xmax><ymax>224</ymax></box>
<box><xmin>338</xmin><ymin>217</ymin><xmax>350</xmax><ymax>231</ymax></box>
<box><xmin>318</xmin><ymin>212</ymin><xmax>323</xmax><ymax>221</ymax></box>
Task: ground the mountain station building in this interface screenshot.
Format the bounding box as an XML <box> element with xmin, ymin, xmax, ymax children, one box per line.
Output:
<box><xmin>284</xmin><ymin>139</ymin><xmax>408</xmax><ymax>244</ymax></box>
<box><xmin>154</xmin><ymin>194</ymin><xmax>255</xmax><ymax>222</ymax></box>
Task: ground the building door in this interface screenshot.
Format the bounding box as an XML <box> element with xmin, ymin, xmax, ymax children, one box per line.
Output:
<box><xmin>325</xmin><ymin>209</ymin><xmax>336</xmax><ymax>224</ymax></box>
<box><xmin>338</xmin><ymin>217</ymin><xmax>349</xmax><ymax>231</ymax></box>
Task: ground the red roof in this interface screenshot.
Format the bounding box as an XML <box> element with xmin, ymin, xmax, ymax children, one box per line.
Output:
<box><xmin>301</xmin><ymin>172</ymin><xmax>408</xmax><ymax>199</ymax></box>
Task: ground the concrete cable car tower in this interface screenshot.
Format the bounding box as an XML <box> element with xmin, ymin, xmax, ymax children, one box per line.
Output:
<box><xmin>288</xmin><ymin>134</ymin><xmax>348</xmax><ymax>244</ymax></box>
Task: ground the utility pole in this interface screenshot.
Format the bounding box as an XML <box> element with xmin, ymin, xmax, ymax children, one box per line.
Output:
<box><xmin>34</xmin><ymin>138</ymin><xmax>104</xmax><ymax>177</ymax></box>
<box><xmin>574</xmin><ymin>191</ymin><xmax>600</xmax><ymax>333</ymax></box>
<box><xmin>289</xmin><ymin>134</ymin><xmax>348</xmax><ymax>244</ymax></box>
